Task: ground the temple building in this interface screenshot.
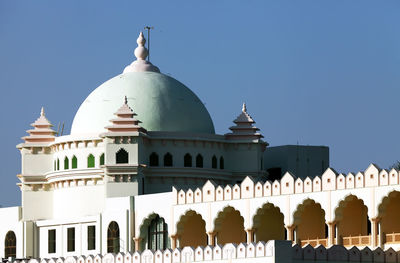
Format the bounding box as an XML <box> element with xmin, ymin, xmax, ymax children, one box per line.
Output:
<box><xmin>0</xmin><ymin>32</ymin><xmax>399</xmax><ymax>263</ymax></box>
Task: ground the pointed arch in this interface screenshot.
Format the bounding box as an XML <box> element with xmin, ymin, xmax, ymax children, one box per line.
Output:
<box><xmin>56</xmin><ymin>158</ymin><xmax>60</xmax><ymax>170</ymax></box>
<box><xmin>219</xmin><ymin>156</ymin><xmax>224</xmax><ymax>169</ymax></box>
<box><xmin>4</xmin><ymin>231</ymin><xmax>16</xmax><ymax>258</ymax></box>
<box><xmin>149</xmin><ymin>152</ymin><xmax>159</xmax><ymax>167</ymax></box>
<box><xmin>214</xmin><ymin>206</ymin><xmax>246</xmax><ymax>245</ymax></box>
<box><xmin>64</xmin><ymin>156</ymin><xmax>69</xmax><ymax>170</ymax></box>
<box><xmin>107</xmin><ymin>221</ymin><xmax>120</xmax><ymax>253</ymax></box>
<box><xmin>164</xmin><ymin>153</ymin><xmax>173</xmax><ymax>167</ymax></box>
<box><xmin>72</xmin><ymin>155</ymin><xmax>78</xmax><ymax>169</ymax></box>
<box><xmin>176</xmin><ymin>210</ymin><xmax>207</xmax><ymax>248</ymax></box>
<box><xmin>184</xmin><ymin>153</ymin><xmax>192</xmax><ymax>167</ymax></box>
<box><xmin>212</xmin><ymin>155</ymin><xmax>217</xmax><ymax>169</ymax></box>
<box><xmin>196</xmin><ymin>154</ymin><xmax>203</xmax><ymax>168</ymax></box>
<box><xmin>116</xmin><ymin>148</ymin><xmax>129</xmax><ymax>164</ymax></box>
<box><xmin>99</xmin><ymin>153</ymin><xmax>105</xmax><ymax>166</ymax></box>
<box><xmin>253</xmin><ymin>203</ymin><xmax>285</xmax><ymax>242</ymax></box>
<box><xmin>87</xmin><ymin>154</ymin><xmax>95</xmax><ymax>168</ymax></box>
<box><xmin>139</xmin><ymin>213</ymin><xmax>169</xmax><ymax>251</ymax></box>
<box><xmin>378</xmin><ymin>191</ymin><xmax>400</xmax><ymax>242</ymax></box>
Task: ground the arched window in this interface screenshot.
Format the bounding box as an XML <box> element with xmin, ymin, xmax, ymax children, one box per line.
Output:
<box><xmin>164</xmin><ymin>153</ymin><xmax>173</xmax><ymax>167</ymax></box>
<box><xmin>100</xmin><ymin>153</ymin><xmax>105</xmax><ymax>166</ymax></box>
<box><xmin>184</xmin><ymin>153</ymin><xmax>192</xmax><ymax>167</ymax></box>
<box><xmin>212</xmin><ymin>155</ymin><xmax>217</xmax><ymax>169</ymax></box>
<box><xmin>220</xmin><ymin>157</ymin><xmax>224</xmax><ymax>170</ymax></box>
<box><xmin>54</xmin><ymin>160</ymin><xmax>56</xmax><ymax>171</ymax></box>
<box><xmin>87</xmin><ymin>154</ymin><xmax>95</xmax><ymax>168</ymax></box>
<box><xmin>56</xmin><ymin>159</ymin><xmax>60</xmax><ymax>170</ymax></box>
<box><xmin>149</xmin><ymin>152</ymin><xmax>159</xmax><ymax>167</ymax></box>
<box><xmin>107</xmin><ymin>221</ymin><xmax>120</xmax><ymax>253</ymax></box>
<box><xmin>64</xmin><ymin>157</ymin><xmax>69</xmax><ymax>170</ymax></box>
<box><xmin>116</xmin><ymin>149</ymin><xmax>129</xmax><ymax>164</ymax></box>
<box><xmin>4</xmin><ymin>231</ymin><xmax>16</xmax><ymax>258</ymax></box>
<box><xmin>72</xmin><ymin>156</ymin><xmax>78</xmax><ymax>169</ymax></box>
<box><xmin>148</xmin><ymin>216</ymin><xmax>168</xmax><ymax>250</ymax></box>
<box><xmin>196</xmin><ymin>154</ymin><xmax>203</xmax><ymax>168</ymax></box>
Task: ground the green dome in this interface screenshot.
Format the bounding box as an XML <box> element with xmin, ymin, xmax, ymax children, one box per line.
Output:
<box><xmin>71</xmin><ymin>72</ymin><xmax>215</xmax><ymax>135</ymax></box>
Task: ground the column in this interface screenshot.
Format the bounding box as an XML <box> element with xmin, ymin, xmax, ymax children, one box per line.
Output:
<box><xmin>246</xmin><ymin>229</ymin><xmax>254</xmax><ymax>243</ymax></box>
<box><xmin>170</xmin><ymin>235</ymin><xmax>178</xmax><ymax>249</ymax></box>
<box><xmin>207</xmin><ymin>231</ymin><xmax>216</xmax><ymax>246</ymax></box>
<box><xmin>371</xmin><ymin>217</ymin><xmax>379</xmax><ymax>247</ymax></box>
<box><xmin>286</xmin><ymin>225</ymin><xmax>295</xmax><ymax>243</ymax></box>
<box><xmin>327</xmin><ymin>221</ymin><xmax>336</xmax><ymax>246</ymax></box>
<box><xmin>133</xmin><ymin>237</ymin><xmax>142</xmax><ymax>251</ymax></box>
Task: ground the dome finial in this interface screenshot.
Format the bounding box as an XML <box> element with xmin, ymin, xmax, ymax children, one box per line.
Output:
<box><xmin>124</xmin><ymin>96</ymin><xmax>128</xmax><ymax>105</ymax></box>
<box><xmin>41</xmin><ymin>107</ymin><xmax>45</xmax><ymax>116</ymax></box>
<box><xmin>134</xmin><ymin>32</ymin><xmax>148</xmax><ymax>61</ymax></box>
<box><xmin>242</xmin><ymin>103</ymin><xmax>247</xmax><ymax>113</ymax></box>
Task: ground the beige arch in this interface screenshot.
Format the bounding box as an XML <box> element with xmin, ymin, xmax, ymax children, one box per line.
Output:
<box><xmin>214</xmin><ymin>206</ymin><xmax>246</xmax><ymax>245</ymax></box>
<box><xmin>176</xmin><ymin>210</ymin><xmax>207</xmax><ymax>248</ymax></box>
<box><xmin>253</xmin><ymin>203</ymin><xmax>285</xmax><ymax>242</ymax></box>
<box><xmin>293</xmin><ymin>199</ymin><xmax>326</xmax><ymax>241</ymax></box>
<box><xmin>378</xmin><ymin>191</ymin><xmax>400</xmax><ymax>235</ymax></box>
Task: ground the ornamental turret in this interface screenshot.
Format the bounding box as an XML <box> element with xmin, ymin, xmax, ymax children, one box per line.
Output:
<box><xmin>225</xmin><ymin>103</ymin><xmax>264</xmax><ymax>141</ymax></box>
<box><xmin>22</xmin><ymin>107</ymin><xmax>56</xmax><ymax>144</ymax></box>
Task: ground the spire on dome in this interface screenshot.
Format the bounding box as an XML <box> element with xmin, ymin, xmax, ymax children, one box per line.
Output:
<box><xmin>103</xmin><ymin>97</ymin><xmax>147</xmax><ymax>134</ymax></box>
<box><xmin>123</xmin><ymin>32</ymin><xmax>160</xmax><ymax>73</ymax></box>
<box><xmin>225</xmin><ymin>103</ymin><xmax>264</xmax><ymax>141</ymax></box>
<box><xmin>22</xmin><ymin>107</ymin><xmax>56</xmax><ymax>144</ymax></box>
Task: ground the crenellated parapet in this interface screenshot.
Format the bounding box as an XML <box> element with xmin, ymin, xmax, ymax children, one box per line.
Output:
<box><xmin>172</xmin><ymin>164</ymin><xmax>399</xmax><ymax>205</ymax></box>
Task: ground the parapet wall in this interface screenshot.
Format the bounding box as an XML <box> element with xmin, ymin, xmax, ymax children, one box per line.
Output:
<box><xmin>173</xmin><ymin>164</ymin><xmax>398</xmax><ymax>205</ymax></box>
<box><xmin>14</xmin><ymin>242</ymin><xmax>400</xmax><ymax>263</ymax></box>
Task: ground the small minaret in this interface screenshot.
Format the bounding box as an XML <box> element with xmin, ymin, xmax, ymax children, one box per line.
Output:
<box><xmin>225</xmin><ymin>103</ymin><xmax>264</xmax><ymax>141</ymax></box>
<box><xmin>22</xmin><ymin>107</ymin><xmax>56</xmax><ymax>144</ymax></box>
<box><xmin>123</xmin><ymin>32</ymin><xmax>160</xmax><ymax>73</ymax></box>
<box><xmin>104</xmin><ymin>96</ymin><xmax>147</xmax><ymax>134</ymax></box>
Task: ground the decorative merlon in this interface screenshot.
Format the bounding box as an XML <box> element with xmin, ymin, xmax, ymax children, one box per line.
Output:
<box><xmin>173</xmin><ymin>163</ymin><xmax>399</xmax><ymax>205</ymax></box>
<box><xmin>21</xmin><ymin>107</ymin><xmax>56</xmax><ymax>144</ymax></box>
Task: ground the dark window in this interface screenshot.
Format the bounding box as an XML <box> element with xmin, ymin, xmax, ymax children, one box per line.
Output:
<box><xmin>164</xmin><ymin>153</ymin><xmax>173</xmax><ymax>167</ymax></box>
<box><xmin>4</xmin><ymin>231</ymin><xmax>16</xmax><ymax>258</ymax></box>
<box><xmin>48</xmin><ymin>229</ymin><xmax>56</xmax><ymax>254</ymax></box>
<box><xmin>87</xmin><ymin>154</ymin><xmax>95</xmax><ymax>168</ymax></box>
<box><xmin>212</xmin><ymin>155</ymin><xmax>217</xmax><ymax>169</ymax></box>
<box><xmin>64</xmin><ymin>157</ymin><xmax>69</xmax><ymax>170</ymax></box>
<box><xmin>148</xmin><ymin>216</ymin><xmax>168</xmax><ymax>250</ymax></box>
<box><xmin>72</xmin><ymin>156</ymin><xmax>78</xmax><ymax>169</ymax></box>
<box><xmin>88</xmin><ymin>225</ymin><xmax>96</xmax><ymax>250</ymax></box>
<box><xmin>100</xmin><ymin>153</ymin><xmax>105</xmax><ymax>166</ymax></box>
<box><xmin>67</xmin><ymin>228</ymin><xmax>75</xmax><ymax>252</ymax></box>
<box><xmin>196</xmin><ymin>154</ymin><xmax>203</xmax><ymax>168</ymax></box>
<box><xmin>116</xmin><ymin>149</ymin><xmax>129</xmax><ymax>164</ymax></box>
<box><xmin>57</xmin><ymin>159</ymin><xmax>60</xmax><ymax>170</ymax></box>
<box><xmin>107</xmin><ymin>221</ymin><xmax>120</xmax><ymax>253</ymax></box>
<box><xmin>149</xmin><ymin>152</ymin><xmax>159</xmax><ymax>166</ymax></box>
<box><xmin>184</xmin><ymin>153</ymin><xmax>192</xmax><ymax>167</ymax></box>
<box><xmin>219</xmin><ymin>157</ymin><xmax>224</xmax><ymax>169</ymax></box>
<box><xmin>54</xmin><ymin>160</ymin><xmax>56</xmax><ymax>171</ymax></box>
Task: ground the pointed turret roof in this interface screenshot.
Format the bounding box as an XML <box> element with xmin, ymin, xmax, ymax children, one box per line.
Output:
<box><xmin>104</xmin><ymin>96</ymin><xmax>147</xmax><ymax>134</ymax></box>
<box><xmin>22</xmin><ymin>107</ymin><xmax>56</xmax><ymax>144</ymax></box>
<box><xmin>225</xmin><ymin>103</ymin><xmax>264</xmax><ymax>141</ymax></box>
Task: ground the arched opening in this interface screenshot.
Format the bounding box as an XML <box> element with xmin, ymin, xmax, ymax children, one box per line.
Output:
<box><xmin>87</xmin><ymin>154</ymin><xmax>95</xmax><ymax>168</ymax></box>
<box><xmin>335</xmin><ymin>195</ymin><xmax>369</xmax><ymax>246</ymax></box>
<box><xmin>148</xmin><ymin>216</ymin><xmax>168</xmax><ymax>250</ymax></box>
<box><xmin>4</xmin><ymin>231</ymin><xmax>16</xmax><ymax>258</ymax></box>
<box><xmin>253</xmin><ymin>203</ymin><xmax>285</xmax><ymax>242</ymax></box>
<box><xmin>293</xmin><ymin>199</ymin><xmax>326</xmax><ymax>246</ymax></box>
<box><xmin>56</xmin><ymin>158</ymin><xmax>60</xmax><ymax>170</ymax></box>
<box><xmin>107</xmin><ymin>221</ymin><xmax>120</xmax><ymax>253</ymax></box>
<box><xmin>64</xmin><ymin>157</ymin><xmax>69</xmax><ymax>170</ymax></box>
<box><xmin>378</xmin><ymin>191</ymin><xmax>400</xmax><ymax>244</ymax></box>
<box><xmin>116</xmin><ymin>148</ymin><xmax>129</xmax><ymax>164</ymax></box>
<box><xmin>176</xmin><ymin>210</ymin><xmax>207</xmax><ymax>248</ymax></box>
<box><xmin>184</xmin><ymin>153</ymin><xmax>192</xmax><ymax>167</ymax></box>
<box><xmin>149</xmin><ymin>152</ymin><xmax>159</xmax><ymax>167</ymax></box>
<box><xmin>99</xmin><ymin>153</ymin><xmax>105</xmax><ymax>166</ymax></box>
<box><xmin>212</xmin><ymin>155</ymin><xmax>217</xmax><ymax>169</ymax></box>
<box><xmin>219</xmin><ymin>157</ymin><xmax>224</xmax><ymax>169</ymax></box>
<box><xmin>196</xmin><ymin>154</ymin><xmax>203</xmax><ymax>168</ymax></box>
<box><xmin>72</xmin><ymin>155</ymin><xmax>78</xmax><ymax>169</ymax></box>
<box><xmin>214</xmin><ymin>206</ymin><xmax>246</xmax><ymax>245</ymax></box>
<box><xmin>164</xmin><ymin>153</ymin><xmax>173</xmax><ymax>167</ymax></box>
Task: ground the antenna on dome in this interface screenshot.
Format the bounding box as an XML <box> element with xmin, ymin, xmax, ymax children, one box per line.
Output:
<box><xmin>144</xmin><ymin>26</ymin><xmax>154</xmax><ymax>61</ymax></box>
<box><xmin>60</xmin><ymin>122</ymin><xmax>65</xmax><ymax>136</ymax></box>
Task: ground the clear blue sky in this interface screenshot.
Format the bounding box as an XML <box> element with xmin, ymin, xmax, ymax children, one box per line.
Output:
<box><xmin>0</xmin><ymin>0</ymin><xmax>399</xmax><ymax>206</ymax></box>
